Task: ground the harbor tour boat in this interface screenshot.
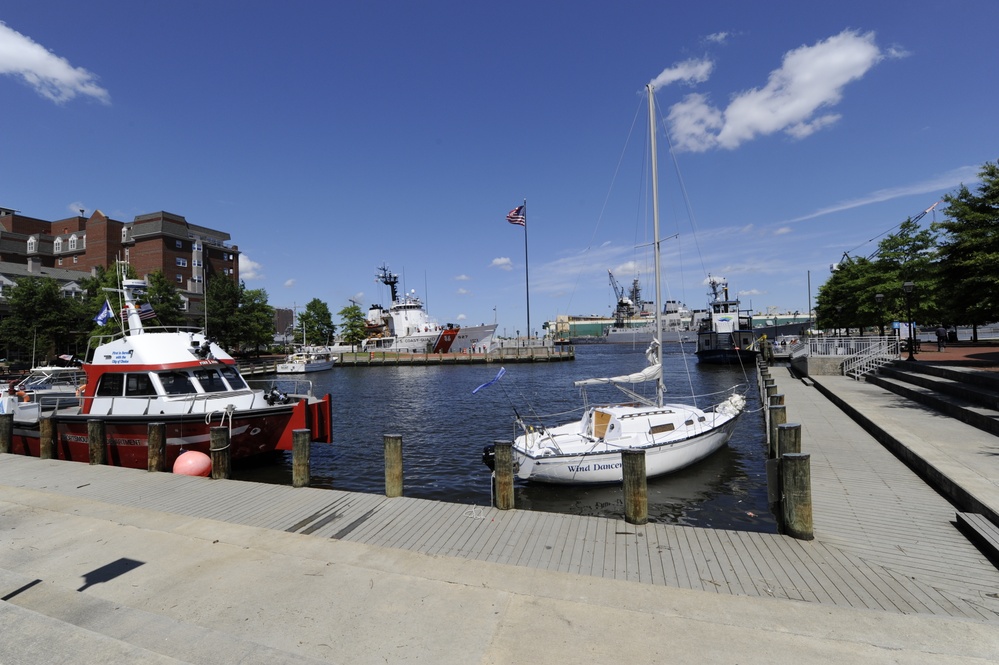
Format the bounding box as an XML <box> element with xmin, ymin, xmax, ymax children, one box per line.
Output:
<box><xmin>276</xmin><ymin>346</ymin><xmax>337</xmax><ymax>373</ymax></box>
<box><xmin>694</xmin><ymin>275</ymin><xmax>760</xmax><ymax>365</ymax></box>
<box><xmin>497</xmin><ymin>85</ymin><xmax>746</xmax><ymax>485</ymax></box>
<box><xmin>1</xmin><ymin>278</ymin><xmax>333</xmax><ymax>469</ymax></box>
<box><xmin>334</xmin><ymin>265</ymin><xmax>497</xmax><ymax>354</ymax></box>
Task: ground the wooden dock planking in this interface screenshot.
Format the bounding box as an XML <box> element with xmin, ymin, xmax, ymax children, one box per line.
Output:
<box><xmin>8</xmin><ymin>357</ymin><xmax>999</xmax><ymax>630</ymax></box>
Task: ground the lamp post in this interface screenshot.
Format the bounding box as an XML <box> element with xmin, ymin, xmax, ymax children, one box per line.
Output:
<box><xmin>874</xmin><ymin>293</ymin><xmax>884</xmax><ymax>336</ymax></box>
<box><xmin>902</xmin><ymin>282</ymin><xmax>916</xmax><ymax>361</ymax></box>
<box><xmin>835</xmin><ymin>305</ymin><xmax>843</xmax><ymax>337</ymax></box>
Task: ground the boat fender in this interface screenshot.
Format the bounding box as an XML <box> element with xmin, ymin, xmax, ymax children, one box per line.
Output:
<box><xmin>173</xmin><ymin>450</ymin><xmax>212</xmax><ymax>476</ymax></box>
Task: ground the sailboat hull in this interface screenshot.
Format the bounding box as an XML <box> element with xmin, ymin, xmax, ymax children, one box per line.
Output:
<box><xmin>511</xmin><ymin>399</ymin><xmax>743</xmax><ymax>485</ymax></box>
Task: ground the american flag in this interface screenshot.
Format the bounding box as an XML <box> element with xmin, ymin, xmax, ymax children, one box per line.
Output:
<box><xmin>506</xmin><ymin>205</ymin><xmax>526</xmax><ymax>226</ymax></box>
<box><xmin>138</xmin><ymin>303</ymin><xmax>156</xmax><ymax>321</ymax></box>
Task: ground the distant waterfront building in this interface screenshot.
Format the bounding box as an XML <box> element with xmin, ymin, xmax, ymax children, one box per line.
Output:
<box><xmin>0</xmin><ymin>206</ymin><xmax>240</xmax><ymax>318</ymax></box>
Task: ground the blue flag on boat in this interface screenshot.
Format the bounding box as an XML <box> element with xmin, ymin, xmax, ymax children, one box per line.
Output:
<box><xmin>93</xmin><ymin>299</ymin><xmax>113</xmax><ymax>326</ymax></box>
<box><xmin>472</xmin><ymin>367</ymin><xmax>506</xmax><ymax>394</ymax></box>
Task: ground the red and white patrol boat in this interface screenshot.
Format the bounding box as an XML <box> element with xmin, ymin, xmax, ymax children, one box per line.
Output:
<box><xmin>1</xmin><ymin>278</ymin><xmax>332</xmax><ymax>468</ymax></box>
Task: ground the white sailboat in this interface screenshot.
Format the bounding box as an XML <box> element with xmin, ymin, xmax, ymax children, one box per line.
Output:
<box><xmin>509</xmin><ymin>84</ymin><xmax>746</xmax><ymax>485</ymax></box>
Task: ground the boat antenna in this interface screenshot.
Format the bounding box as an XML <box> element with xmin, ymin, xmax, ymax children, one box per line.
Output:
<box><xmin>647</xmin><ymin>83</ymin><xmax>664</xmax><ymax>407</ymax></box>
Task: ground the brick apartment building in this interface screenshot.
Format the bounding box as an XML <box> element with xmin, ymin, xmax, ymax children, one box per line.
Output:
<box><xmin>0</xmin><ymin>206</ymin><xmax>240</xmax><ymax>318</ymax></box>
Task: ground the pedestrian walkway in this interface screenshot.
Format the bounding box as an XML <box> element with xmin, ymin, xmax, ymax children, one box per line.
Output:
<box><xmin>2</xmin><ymin>355</ymin><xmax>999</xmax><ymax>662</ymax></box>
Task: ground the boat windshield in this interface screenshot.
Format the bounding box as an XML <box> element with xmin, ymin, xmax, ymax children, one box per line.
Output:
<box><xmin>193</xmin><ymin>368</ymin><xmax>229</xmax><ymax>393</ymax></box>
<box><xmin>219</xmin><ymin>365</ymin><xmax>248</xmax><ymax>390</ymax></box>
<box><xmin>158</xmin><ymin>371</ymin><xmax>196</xmax><ymax>395</ymax></box>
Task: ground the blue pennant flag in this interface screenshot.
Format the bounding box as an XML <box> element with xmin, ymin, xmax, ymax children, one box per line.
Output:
<box><xmin>93</xmin><ymin>299</ymin><xmax>113</xmax><ymax>326</ymax></box>
<box><xmin>472</xmin><ymin>367</ymin><xmax>506</xmax><ymax>394</ymax></box>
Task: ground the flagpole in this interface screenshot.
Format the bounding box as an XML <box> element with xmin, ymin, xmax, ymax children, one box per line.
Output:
<box><xmin>522</xmin><ymin>199</ymin><xmax>530</xmax><ymax>339</ymax></box>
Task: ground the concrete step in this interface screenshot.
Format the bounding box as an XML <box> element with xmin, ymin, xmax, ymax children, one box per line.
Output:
<box><xmin>0</xmin><ymin>568</ymin><xmax>326</xmax><ymax>665</ymax></box>
<box><xmin>878</xmin><ymin>364</ymin><xmax>999</xmax><ymax>411</ymax></box>
<box><xmin>955</xmin><ymin>512</ymin><xmax>999</xmax><ymax>567</ymax></box>
<box><xmin>865</xmin><ymin>372</ymin><xmax>999</xmax><ymax>437</ymax></box>
<box><xmin>0</xmin><ymin>601</ymin><xmax>185</xmax><ymax>665</ymax></box>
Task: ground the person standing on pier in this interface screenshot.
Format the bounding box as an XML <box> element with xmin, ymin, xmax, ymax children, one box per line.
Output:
<box><xmin>935</xmin><ymin>325</ymin><xmax>947</xmax><ymax>351</ymax></box>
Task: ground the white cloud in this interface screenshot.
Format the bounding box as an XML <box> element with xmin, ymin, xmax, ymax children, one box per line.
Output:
<box><xmin>239</xmin><ymin>254</ymin><xmax>263</xmax><ymax>280</ymax></box>
<box><xmin>283</xmin><ymin>279</ymin><xmax>295</xmax><ymax>288</ymax></box>
<box><xmin>67</xmin><ymin>202</ymin><xmax>87</xmax><ymax>216</ymax></box>
<box><xmin>454</xmin><ymin>274</ymin><xmax>471</xmax><ymax>281</ymax></box>
<box><xmin>457</xmin><ymin>288</ymin><xmax>469</xmax><ymax>296</ymax></box>
<box><xmin>774</xmin><ymin>226</ymin><xmax>793</xmax><ymax>235</ymax></box>
<box><xmin>784</xmin><ymin>165</ymin><xmax>979</xmax><ymax>224</ymax></box>
<box><xmin>704</xmin><ymin>32</ymin><xmax>730</xmax><ymax>45</ymax></box>
<box><xmin>0</xmin><ymin>22</ymin><xmax>110</xmax><ymax>104</ymax></box>
<box><xmin>649</xmin><ymin>57</ymin><xmax>714</xmax><ymax>89</ymax></box>
<box><xmin>663</xmin><ymin>29</ymin><xmax>884</xmax><ymax>152</ymax></box>
<box><xmin>491</xmin><ymin>257</ymin><xmax>513</xmax><ymax>271</ymax></box>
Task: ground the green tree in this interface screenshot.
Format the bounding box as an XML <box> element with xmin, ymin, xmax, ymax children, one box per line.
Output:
<box><xmin>337</xmin><ymin>303</ymin><xmax>368</xmax><ymax>349</ymax></box>
<box><xmin>934</xmin><ymin>161</ymin><xmax>999</xmax><ymax>337</ymax></box>
<box><xmin>816</xmin><ymin>217</ymin><xmax>937</xmax><ymax>334</ymax></box>
<box><xmin>0</xmin><ymin>277</ymin><xmax>89</xmax><ymax>363</ymax></box>
<box><xmin>205</xmin><ymin>276</ymin><xmax>274</xmax><ymax>354</ymax></box>
<box><xmin>79</xmin><ymin>263</ymin><xmax>138</xmax><ymax>333</ymax></box>
<box><xmin>205</xmin><ymin>275</ymin><xmax>242</xmax><ymax>351</ymax></box>
<box><xmin>297</xmin><ymin>298</ymin><xmax>336</xmax><ymax>346</ymax></box>
<box><xmin>236</xmin><ymin>287</ymin><xmax>275</xmax><ymax>354</ymax></box>
<box><xmin>144</xmin><ymin>271</ymin><xmax>187</xmax><ymax>327</ymax></box>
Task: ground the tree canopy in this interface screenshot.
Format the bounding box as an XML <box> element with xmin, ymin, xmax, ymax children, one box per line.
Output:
<box><xmin>337</xmin><ymin>303</ymin><xmax>368</xmax><ymax>348</ymax></box>
<box><xmin>817</xmin><ymin>159</ymin><xmax>999</xmax><ymax>336</ymax></box>
<box><xmin>296</xmin><ymin>298</ymin><xmax>336</xmax><ymax>346</ymax></box>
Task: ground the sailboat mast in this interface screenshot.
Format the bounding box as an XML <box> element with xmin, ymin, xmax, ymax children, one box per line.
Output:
<box><xmin>647</xmin><ymin>84</ymin><xmax>664</xmax><ymax>406</ymax></box>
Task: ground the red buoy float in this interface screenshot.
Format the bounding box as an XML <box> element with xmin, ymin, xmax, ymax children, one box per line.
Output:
<box><xmin>173</xmin><ymin>450</ymin><xmax>212</xmax><ymax>476</ymax></box>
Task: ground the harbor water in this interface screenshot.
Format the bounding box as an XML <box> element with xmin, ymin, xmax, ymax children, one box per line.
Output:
<box><xmin>240</xmin><ymin>343</ymin><xmax>775</xmax><ymax>532</ymax></box>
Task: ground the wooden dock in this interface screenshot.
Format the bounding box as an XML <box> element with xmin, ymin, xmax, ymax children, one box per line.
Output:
<box><xmin>235</xmin><ymin>346</ymin><xmax>574</xmax><ymax>372</ymax></box>
<box><xmin>3</xmin><ymin>355</ymin><xmax>999</xmax><ymax>623</ymax></box>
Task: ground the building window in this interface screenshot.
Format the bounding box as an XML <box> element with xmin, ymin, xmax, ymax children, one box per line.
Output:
<box><xmin>176</xmin><ymin>258</ymin><xmax>188</xmax><ymax>267</ymax></box>
<box><xmin>175</xmin><ymin>240</ymin><xmax>183</xmax><ymax>249</ymax></box>
<box><xmin>27</xmin><ymin>236</ymin><xmax>37</xmax><ymax>253</ymax></box>
<box><xmin>69</xmin><ymin>235</ymin><xmax>78</xmax><ymax>250</ymax></box>
<box><xmin>54</xmin><ymin>238</ymin><xmax>63</xmax><ymax>252</ymax></box>
<box><xmin>58</xmin><ymin>258</ymin><xmax>63</xmax><ymax>266</ymax></box>
<box><xmin>73</xmin><ymin>256</ymin><xmax>78</xmax><ymax>264</ymax></box>
<box><xmin>176</xmin><ymin>274</ymin><xmax>183</xmax><ymax>283</ymax></box>
<box><xmin>122</xmin><ymin>227</ymin><xmax>130</xmax><ymax>242</ymax></box>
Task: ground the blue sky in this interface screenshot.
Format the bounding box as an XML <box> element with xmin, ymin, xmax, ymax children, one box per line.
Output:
<box><xmin>1</xmin><ymin>1</ymin><xmax>996</xmax><ymax>336</ymax></box>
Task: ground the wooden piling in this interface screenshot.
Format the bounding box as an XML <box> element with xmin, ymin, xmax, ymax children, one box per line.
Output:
<box><xmin>781</xmin><ymin>453</ymin><xmax>813</xmax><ymax>540</ymax></box>
<box><xmin>147</xmin><ymin>423</ymin><xmax>166</xmax><ymax>472</ymax></box>
<box><xmin>492</xmin><ymin>441</ymin><xmax>514</xmax><ymax>510</ymax></box>
<box><xmin>88</xmin><ymin>419</ymin><xmax>106</xmax><ymax>465</ymax></box>
<box><xmin>209</xmin><ymin>426</ymin><xmax>230</xmax><ymax>479</ymax></box>
<box><xmin>384</xmin><ymin>433</ymin><xmax>403</xmax><ymax>497</ymax></box>
<box><xmin>777</xmin><ymin>423</ymin><xmax>802</xmax><ymax>456</ymax></box>
<box><xmin>39</xmin><ymin>417</ymin><xmax>54</xmax><ymax>459</ymax></box>
<box><xmin>622</xmin><ymin>449</ymin><xmax>648</xmax><ymax>525</ymax></box>
<box><xmin>292</xmin><ymin>429</ymin><xmax>311</xmax><ymax>488</ymax></box>
<box><xmin>768</xmin><ymin>404</ymin><xmax>787</xmax><ymax>458</ymax></box>
<box><xmin>0</xmin><ymin>413</ymin><xmax>12</xmax><ymax>454</ymax></box>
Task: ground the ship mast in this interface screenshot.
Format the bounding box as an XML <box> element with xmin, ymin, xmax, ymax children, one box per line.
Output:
<box><xmin>647</xmin><ymin>84</ymin><xmax>664</xmax><ymax>407</ymax></box>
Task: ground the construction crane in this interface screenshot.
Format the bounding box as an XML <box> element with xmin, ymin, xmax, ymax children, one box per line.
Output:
<box><xmin>608</xmin><ymin>270</ymin><xmax>627</xmax><ymax>303</ymax></box>
<box><xmin>831</xmin><ymin>202</ymin><xmax>941</xmax><ymax>271</ymax></box>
